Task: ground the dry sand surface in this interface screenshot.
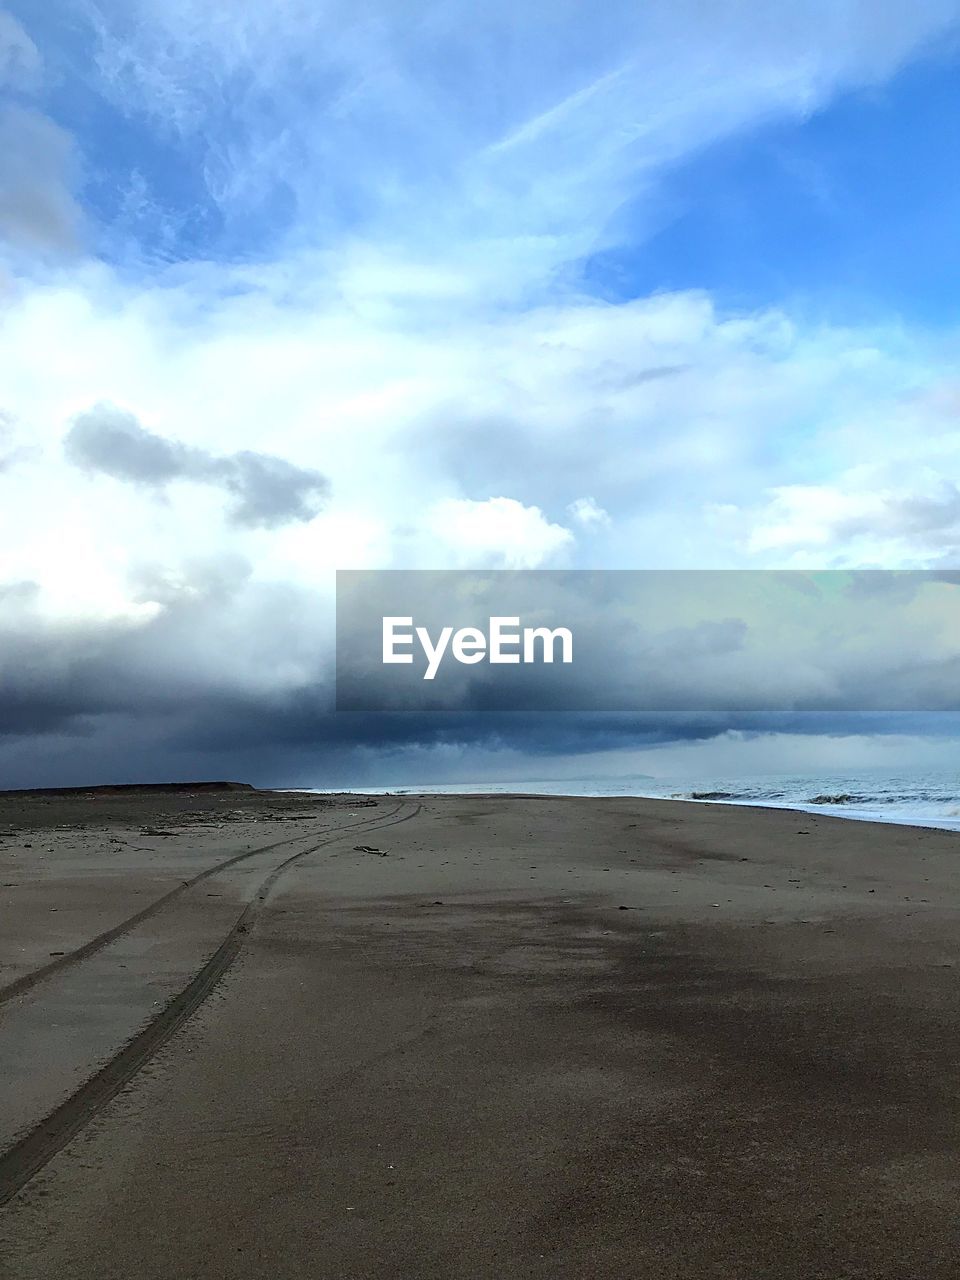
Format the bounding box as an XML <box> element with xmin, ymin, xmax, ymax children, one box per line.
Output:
<box><xmin>2</xmin><ymin>784</ymin><xmax>960</xmax><ymax>1278</ymax></box>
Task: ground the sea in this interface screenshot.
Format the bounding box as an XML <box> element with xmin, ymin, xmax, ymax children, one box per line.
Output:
<box><xmin>307</xmin><ymin>769</ymin><xmax>960</xmax><ymax>832</ymax></box>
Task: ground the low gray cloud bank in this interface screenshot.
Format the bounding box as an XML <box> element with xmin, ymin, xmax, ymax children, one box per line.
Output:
<box><xmin>1</xmin><ymin>569</ymin><xmax>960</xmax><ymax>787</ymax></box>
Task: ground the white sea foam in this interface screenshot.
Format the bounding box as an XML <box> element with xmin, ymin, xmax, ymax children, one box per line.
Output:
<box><xmin>304</xmin><ymin>770</ymin><xmax>960</xmax><ymax>832</ymax></box>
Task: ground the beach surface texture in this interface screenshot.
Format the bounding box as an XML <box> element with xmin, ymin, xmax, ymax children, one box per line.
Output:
<box><xmin>1</xmin><ymin>785</ymin><xmax>959</xmax><ymax>1278</ymax></box>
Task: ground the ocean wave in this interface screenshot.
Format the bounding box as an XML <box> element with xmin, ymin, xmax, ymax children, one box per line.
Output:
<box><xmin>805</xmin><ymin>793</ymin><xmax>869</xmax><ymax>805</ymax></box>
<box><xmin>688</xmin><ymin>790</ymin><xmax>742</xmax><ymax>800</ymax></box>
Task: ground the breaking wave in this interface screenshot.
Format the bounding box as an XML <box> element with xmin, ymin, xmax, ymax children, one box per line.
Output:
<box><xmin>805</xmin><ymin>793</ymin><xmax>868</xmax><ymax>805</ymax></box>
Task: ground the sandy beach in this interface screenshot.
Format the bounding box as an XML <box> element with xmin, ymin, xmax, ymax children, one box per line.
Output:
<box><xmin>2</xmin><ymin>784</ymin><xmax>960</xmax><ymax>1277</ymax></box>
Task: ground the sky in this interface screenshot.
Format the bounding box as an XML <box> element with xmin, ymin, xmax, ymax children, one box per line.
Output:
<box><xmin>2</xmin><ymin>1</ymin><xmax>960</xmax><ymax>787</ymax></box>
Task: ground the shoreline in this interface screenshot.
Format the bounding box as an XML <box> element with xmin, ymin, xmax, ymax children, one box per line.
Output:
<box><xmin>296</xmin><ymin>784</ymin><xmax>960</xmax><ymax>834</ymax></box>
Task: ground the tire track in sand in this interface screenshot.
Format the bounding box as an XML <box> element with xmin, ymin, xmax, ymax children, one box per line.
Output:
<box><xmin>0</xmin><ymin>801</ymin><xmax>421</xmax><ymax>1207</ymax></box>
<box><xmin>0</xmin><ymin>802</ymin><xmax>391</xmax><ymax>1009</ymax></box>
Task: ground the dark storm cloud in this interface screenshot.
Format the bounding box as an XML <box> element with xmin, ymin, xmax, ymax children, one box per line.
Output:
<box><xmin>3</xmin><ymin>569</ymin><xmax>960</xmax><ymax>787</ymax></box>
<box><xmin>0</xmin><ymin>558</ymin><xmax>308</xmax><ymax>732</ymax></box>
<box><xmin>64</xmin><ymin>403</ymin><xmax>330</xmax><ymax>528</ymax></box>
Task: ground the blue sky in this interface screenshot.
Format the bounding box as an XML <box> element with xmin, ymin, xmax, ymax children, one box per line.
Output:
<box><xmin>2</xmin><ymin>1</ymin><xmax>960</xmax><ymax>784</ymax></box>
<box><xmin>582</xmin><ymin>55</ymin><xmax>960</xmax><ymax>323</ymax></box>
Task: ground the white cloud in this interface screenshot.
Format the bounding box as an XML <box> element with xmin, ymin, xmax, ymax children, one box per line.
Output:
<box><xmin>749</xmin><ymin>485</ymin><xmax>887</xmax><ymax>551</ymax></box>
<box><xmin>748</xmin><ymin>476</ymin><xmax>960</xmax><ymax>564</ymax></box>
<box><xmin>424</xmin><ymin>497</ymin><xmax>574</xmax><ymax>569</ymax></box>
<box><xmin>0</xmin><ymin>263</ymin><xmax>957</xmax><ymax>628</ymax></box>
<box><xmin>567</xmin><ymin>496</ymin><xmax>611</xmax><ymax>530</ymax></box>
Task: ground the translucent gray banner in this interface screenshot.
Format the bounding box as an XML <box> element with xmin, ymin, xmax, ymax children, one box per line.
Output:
<box><xmin>335</xmin><ymin>570</ymin><xmax>960</xmax><ymax>716</ymax></box>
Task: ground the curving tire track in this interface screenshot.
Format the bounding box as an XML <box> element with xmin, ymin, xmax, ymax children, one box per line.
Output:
<box><xmin>0</xmin><ymin>800</ymin><xmax>421</xmax><ymax>1208</ymax></box>
<box><xmin>0</xmin><ymin>803</ymin><xmax>396</xmax><ymax>1009</ymax></box>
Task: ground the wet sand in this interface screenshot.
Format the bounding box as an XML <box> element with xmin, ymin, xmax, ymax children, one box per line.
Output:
<box><xmin>2</xmin><ymin>786</ymin><xmax>960</xmax><ymax>1277</ymax></box>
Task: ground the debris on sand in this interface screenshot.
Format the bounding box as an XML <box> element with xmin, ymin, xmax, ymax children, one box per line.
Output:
<box><xmin>354</xmin><ymin>845</ymin><xmax>388</xmax><ymax>856</ymax></box>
